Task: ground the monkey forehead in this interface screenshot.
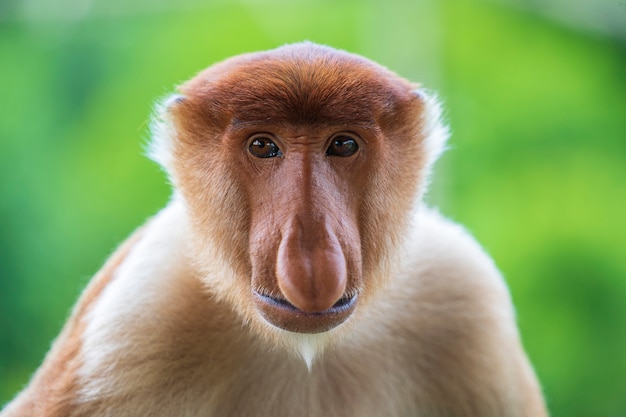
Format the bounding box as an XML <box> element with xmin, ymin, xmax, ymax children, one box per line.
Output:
<box><xmin>176</xmin><ymin>43</ymin><xmax>419</xmax><ymax>129</ymax></box>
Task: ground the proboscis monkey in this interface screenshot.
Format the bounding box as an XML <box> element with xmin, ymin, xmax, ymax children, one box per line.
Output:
<box><xmin>1</xmin><ymin>43</ymin><xmax>547</xmax><ymax>417</ymax></box>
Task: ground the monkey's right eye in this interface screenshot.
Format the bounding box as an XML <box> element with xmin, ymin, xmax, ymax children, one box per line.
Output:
<box><xmin>249</xmin><ymin>136</ymin><xmax>283</xmax><ymax>158</ymax></box>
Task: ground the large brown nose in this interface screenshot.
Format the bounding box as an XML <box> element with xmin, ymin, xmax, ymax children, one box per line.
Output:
<box><xmin>276</xmin><ymin>216</ymin><xmax>347</xmax><ymax>313</ymax></box>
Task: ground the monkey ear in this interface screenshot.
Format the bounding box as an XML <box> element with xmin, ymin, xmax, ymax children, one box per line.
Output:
<box><xmin>412</xmin><ymin>88</ymin><xmax>449</xmax><ymax>172</ymax></box>
<box><xmin>147</xmin><ymin>94</ymin><xmax>186</xmax><ymax>177</ymax></box>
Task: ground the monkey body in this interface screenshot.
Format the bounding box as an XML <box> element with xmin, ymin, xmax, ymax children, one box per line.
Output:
<box><xmin>2</xmin><ymin>43</ymin><xmax>547</xmax><ymax>416</ymax></box>
<box><xmin>3</xmin><ymin>201</ymin><xmax>544</xmax><ymax>417</ymax></box>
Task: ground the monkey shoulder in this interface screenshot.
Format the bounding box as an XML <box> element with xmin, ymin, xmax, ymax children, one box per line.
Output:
<box><xmin>342</xmin><ymin>208</ymin><xmax>530</xmax><ymax>413</ymax></box>
<box><xmin>402</xmin><ymin>206</ymin><xmax>512</xmax><ymax>306</ymax></box>
<box><xmin>369</xmin><ymin>206</ymin><xmax>519</xmax><ymax>345</ymax></box>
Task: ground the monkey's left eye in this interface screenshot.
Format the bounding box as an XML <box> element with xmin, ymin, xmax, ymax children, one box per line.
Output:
<box><xmin>326</xmin><ymin>135</ymin><xmax>359</xmax><ymax>157</ymax></box>
<box><xmin>249</xmin><ymin>136</ymin><xmax>283</xmax><ymax>158</ymax></box>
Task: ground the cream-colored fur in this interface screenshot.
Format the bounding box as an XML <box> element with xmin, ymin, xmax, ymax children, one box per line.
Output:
<box><xmin>2</xmin><ymin>199</ymin><xmax>546</xmax><ymax>417</ymax></box>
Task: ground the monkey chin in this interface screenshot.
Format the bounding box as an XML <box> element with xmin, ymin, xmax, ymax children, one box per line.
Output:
<box><xmin>282</xmin><ymin>331</ymin><xmax>338</xmax><ymax>371</ymax></box>
<box><xmin>260</xmin><ymin>318</ymin><xmax>349</xmax><ymax>371</ymax></box>
<box><xmin>252</xmin><ymin>292</ymin><xmax>359</xmax><ymax>369</ymax></box>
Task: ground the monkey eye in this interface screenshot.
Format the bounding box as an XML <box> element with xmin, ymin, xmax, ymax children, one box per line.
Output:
<box><xmin>249</xmin><ymin>136</ymin><xmax>283</xmax><ymax>158</ymax></box>
<box><xmin>326</xmin><ymin>135</ymin><xmax>359</xmax><ymax>157</ymax></box>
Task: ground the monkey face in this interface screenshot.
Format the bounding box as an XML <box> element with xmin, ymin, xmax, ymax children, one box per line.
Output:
<box><xmin>243</xmin><ymin>126</ymin><xmax>369</xmax><ymax>333</ymax></box>
<box><xmin>157</xmin><ymin>43</ymin><xmax>431</xmax><ymax>336</ymax></box>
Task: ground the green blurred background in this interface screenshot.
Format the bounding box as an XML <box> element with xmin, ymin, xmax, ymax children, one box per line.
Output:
<box><xmin>1</xmin><ymin>0</ymin><xmax>625</xmax><ymax>415</ymax></box>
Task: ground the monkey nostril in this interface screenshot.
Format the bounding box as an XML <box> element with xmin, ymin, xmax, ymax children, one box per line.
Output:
<box><xmin>331</xmin><ymin>294</ymin><xmax>358</xmax><ymax>311</ymax></box>
<box><xmin>262</xmin><ymin>293</ymin><xmax>298</xmax><ymax>311</ymax></box>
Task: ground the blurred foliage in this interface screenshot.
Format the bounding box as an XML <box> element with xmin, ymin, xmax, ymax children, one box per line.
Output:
<box><xmin>0</xmin><ymin>0</ymin><xmax>624</xmax><ymax>415</ymax></box>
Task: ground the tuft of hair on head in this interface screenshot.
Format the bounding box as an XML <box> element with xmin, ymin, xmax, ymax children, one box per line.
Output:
<box><xmin>414</xmin><ymin>88</ymin><xmax>449</xmax><ymax>172</ymax></box>
<box><xmin>411</xmin><ymin>88</ymin><xmax>450</xmax><ymax>201</ymax></box>
<box><xmin>147</xmin><ymin>93</ymin><xmax>185</xmax><ymax>177</ymax></box>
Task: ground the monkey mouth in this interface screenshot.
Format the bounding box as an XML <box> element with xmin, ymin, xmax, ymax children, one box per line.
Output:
<box><xmin>258</xmin><ymin>293</ymin><xmax>357</xmax><ymax>314</ymax></box>
<box><xmin>253</xmin><ymin>291</ymin><xmax>358</xmax><ymax>334</ymax></box>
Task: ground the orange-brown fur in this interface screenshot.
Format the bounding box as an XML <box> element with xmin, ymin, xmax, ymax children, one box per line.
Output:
<box><xmin>1</xmin><ymin>43</ymin><xmax>547</xmax><ymax>417</ymax></box>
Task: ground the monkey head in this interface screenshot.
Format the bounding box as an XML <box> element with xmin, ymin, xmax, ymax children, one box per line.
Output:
<box><xmin>149</xmin><ymin>43</ymin><xmax>447</xmax><ymax>346</ymax></box>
